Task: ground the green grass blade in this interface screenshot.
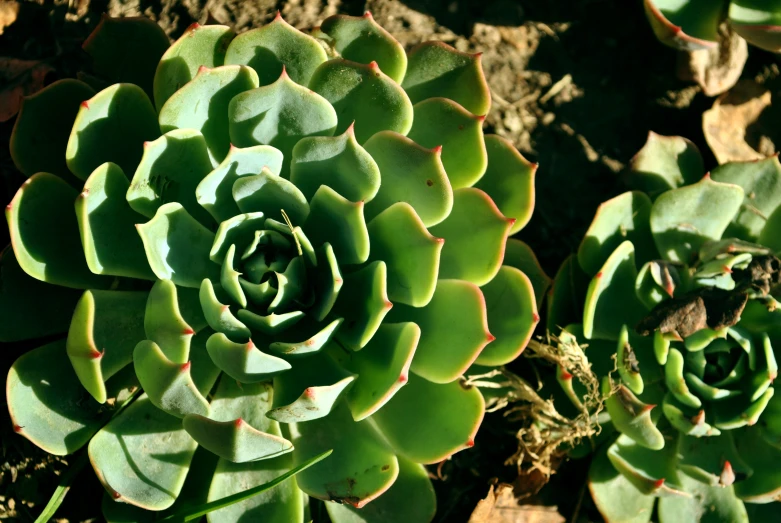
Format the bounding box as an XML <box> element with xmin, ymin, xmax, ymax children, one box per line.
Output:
<box><xmin>33</xmin><ymin>450</ymin><xmax>89</xmax><ymax>523</ymax></box>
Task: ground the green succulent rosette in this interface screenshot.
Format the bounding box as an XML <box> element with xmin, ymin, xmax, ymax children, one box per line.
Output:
<box><xmin>2</xmin><ymin>14</ymin><xmax>545</xmax><ymax>522</ymax></box>
<box><xmin>644</xmin><ymin>0</ymin><xmax>781</xmax><ymax>52</ymax></box>
<box><xmin>548</xmin><ymin>132</ymin><xmax>781</xmax><ymax>522</ymax></box>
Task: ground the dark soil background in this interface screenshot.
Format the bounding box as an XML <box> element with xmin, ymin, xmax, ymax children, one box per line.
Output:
<box><xmin>0</xmin><ymin>0</ymin><xmax>778</xmax><ymax>521</ymax></box>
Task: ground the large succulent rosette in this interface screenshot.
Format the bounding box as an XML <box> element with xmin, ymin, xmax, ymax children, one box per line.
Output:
<box><xmin>2</xmin><ymin>14</ymin><xmax>544</xmax><ymax>522</ymax></box>
<box><xmin>548</xmin><ymin>133</ymin><xmax>781</xmax><ymax>522</ymax></box>
<box><xmin>644</xmin><ymin>0</ymin><xmax>781</xmax><ymax>52</ymax></box>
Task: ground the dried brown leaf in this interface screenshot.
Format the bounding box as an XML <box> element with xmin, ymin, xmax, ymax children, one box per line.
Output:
<box><xmin>469</xmin><ymin>484</ymin><xmax>566</xmax><ymax>523</ymax></box>
<box><xmin>0</xmin><ymin>58</ymin><xmax>54</xmax><ymax>121</ymax></box>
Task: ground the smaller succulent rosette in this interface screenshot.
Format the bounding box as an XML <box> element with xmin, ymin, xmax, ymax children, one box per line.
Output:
<box><xmin>644</xmin><ymin>0</ymin><xmax>781</xmax><ymax>52</ymax></box>
<box><xmin>548</xmin><ymin>132</ymin><xmax>781</xmax><ymax>522</ymax></box>
<box><xmin>2</xmin><ymin>13</ymin><xmax>546</xmax><ymax>523</ymax></box>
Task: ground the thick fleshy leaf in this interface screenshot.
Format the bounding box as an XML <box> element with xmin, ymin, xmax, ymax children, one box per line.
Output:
<box><xmin>229</xmin><ymin>69</ymin><xmax>337</xmax><ymax>172</ymax></box>
<box><xmin>196</xmin><ymin>145</ymin><xmax>283</xmax><ymax>223</ymax></box>
<box><xmin>578</xmin><ymin>191</ymin><xmax>656</xmax><ymax>276</ymax></box>
<box><xmin>133</xmin><ymin>340</ymin><xmax>210</xmax><ymax>418</ymax></box>
<box><xmin>83</xmin><ymin>16</ymin><xmax>169</xmax><ymax>98</ymax></box>
<box><xmin>367</xmin><ymin>202</ymin><xmax>443</xmax><ymax>307</ymax></box>
<box><xmin>290</xmin><ymin>125</ymin><xmax>381</xmax><ymax>203</ymax></box>
<box><xmin>137</xmin><ymin>203</ymin><xmax>219</xmax><ymax>288</ymax></box>
<box><xmin>332</xmin><ymin>261</ymin><xmax>392</xmax><ymax>350</ymax></box>
<box><xmin>183</xmin><ymin>415</ymin><xmax>292</xmax><ymax>463</ymax></box>
<box><xmin>267</xmin><ymin>317</ymin><xmax>343</xmax><ymax>356</ymax></box>
<box><xmin>66</xmin><ymin>83</ymin><xmax>160</xmax><ymax>180</ymax></box>
<box><xmin>318</xmin><ymin>13</ymin><xmax>407</xmax><ymax>84</ymax></box>
<box><xmin>311</xmin><ymin>243</ymin><xmax>343</xmax><ymax>321</ymax></box>
<box><xmin>387</xmin><ymin>279</ymin><xmax>490</xmax><ymax>383</ymax></box>
<box><xmin>662</xmin><ymin>393</ymin><xmax>720</xmax><ymax>437</ymax></box>
<box><xmin>10</xmin><ymin>79</ymin><xmax>95</xmax><ymax>180</ymax></box>
<box><xmin>0</xmin><ymin>245</ymin><xmax>81</xmax><ymax>342</ymax></box>
<box><xmin>89</xmin><ymin>396</ymin><xmax>197</xmax><ymax>510</ymax></box>
<box><xmin>730</xmin><ymin>3</ymin><xmax>781</xmax><ymax>52</ymax></box>
<box><xmin>233</xmin><ymin>168</ymin><xmax>309</xmax><ymax>224</ymax></box>
<box><xmin>628</xmin><ymin>131</ymin><xmax>705</xmax><ymax>193</ymax></box>
<box><xmin>402</xmin><ymin>41</ymin><xmax>490</xmax><ymax>115</ymax></box>
<box><xmin>205</xmin><ymin>332</ymin><xmax>290</xmax><ymax>382</ymax></box>
<box><xmin>429</xmin><ymin>187</ymin><xmax>512</xmax><ymax>286</ymax></box>
<box><xmin>665</xmin><ymin>348</ymin><xmax>703</xmax><ymax>409</ymax></box>
<box><xmin>711</xmin><ymin>155</ymin><xmax>781</xmax><ymax>240</ymax></box>
<box><xmin>650</xmin><ymin>175</ymin><xmax>744</xmax><ymax>263</ymax></box>
<box><xmin>733</xmin><ymin>426</ymin><xmax>781</xmax><ymax>502</ymax></box>
<box><xmin>145</xmin><ymin>279</ymin><xmax>197</xmax><ymax>364</ymax></box>
<box><xmin>294</xmin><ymin>402</ymin><xmax>398</xmax><ymax>507</ymax></box>
<box><xmin>604</xmin><ymin>380</ymin><xmax>665</xmax><ymax>450</ymax></box>
<box><xmin>504</xmin><ymin>239</ymin><xmax>551</xmax><ymax>309</ymax></box>
<box><xmin>546</xmin><ymin>254</ymin><xmax>590</xmax><ymax>332</ymax></box>
<box><xmin>476</xmin><ymin>266</ymin><xmax>538</xmax><ymax>366</ymax></box>
<box><xmin>7</xmin><ymin>173</ymin><xmax>113</xmax><ymax>289</ymax></box>
<box><xmin>678</xmin><ymin>432</ymin><xmax>751</xmax><ymax>486</ymax></box>
<box><xmin>7</xmin><ymin>341</ymin><xmax>137</xmax><ymax>455</ymax></box>
<box><xmin>66</xmin><ymin>290</ymin><xmax>148</xmax><ymax>403</ymax></box>
<box><xmin>209</xmin><ymin>212</ymin><xmax>268</xmax><ymax>263</ymax></box>
<box><xmin>309</xmin><ymin>59</ymin><xmax>413</xmax><ymax>143</ymax></box>
<box><xmin>153</xmin><ymin>23</ymin><xmax>235</xmax><ymax>111</ymax></box>
<box><xmin>658</xmin><ymin>471</ymin><xmax>748</xmax><ymax>523</ymax></box>
<box><xmin>302</xmin><ymin>185</ymin><xmax>368</xmax><ymax>264</ymax></box>
<box><xmin>407</xmin><ymin>98</ymin><xmax>487</xmax><ymax>190</ymax></box>
<box><xmin>127</xmin><ymin>129</ymin><xmax>214</xmax><ymax>226</ymax></box>
<box><xmin>607</xmin><ymin>434</ymin><xmax>685</xmax><ymax>496</ymax></box>
<box><xmin>199</xmin><ymin>279</ymin><xmax>251</xmax><ymax>341</ymax></box>
<box><xmin>325</xmin><ymin>456</ymin><xmax>436</xmax><ymax>523</ymax></box>
<box><xmin>159</xmin><ymin>65</ymin><xmax>259</xmax><ymax>163</ymax></box>
<box><xmin>225</xmin><ymin>13</ymin><xmax>327</xmax><ymax>86</ymax></box>
<box><xmin>372</xmin><ymin>373</ymin><xmax>485</xmax><ymax>464</ymax></box>
<box><xmin>268</xmin><ymin>353</ymin><xmax>355</xmax><ymax>423</ymax></box>
<box><xmin>77</xmin><ymin>162</ymin><xmax>155</xmax><ymax>280</ymax></box>
<box><xmin>329</xmin><ymin>322</ymin><xmax>419</xmax><ymax>421</ymax></box>
<box><xmin>583</xmin><ymin>241</ymin><xmax>646</xmax><ymax>340</ymax></box>
<box><xmin>472</xmin><ymin>134</ymin><xmax>535</xmax><ymax>234</ymax></box>
<box><xmin>643</xmin><ymin>0</ymin><xmax>721</xmax><ymax>50</ymax></box>
<box><xmin>588</xmin><ymin>444</ymin><xmax>654</xmax><ymax>523</ymax></box>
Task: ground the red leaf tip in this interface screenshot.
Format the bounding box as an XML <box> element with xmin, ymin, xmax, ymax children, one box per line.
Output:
<box><xmin>182</xmin><ymin>327</ymin><xmax>195</xmax><ymax>335</ymax></box>
<box><xmin>345</xmin><ymin>121</ymin><xmax>356</xmax><ymax>135</ymax></box>
<box><xmin>486</xmin><ymin>333</ymin><xmax>496</xmax><ymax>343</ymax></box>
<box><xmin>304</xmin><ymin>387</ymin><xmax>315</xmax><ymax>399</ymax></box>
<box><xmin>560</xmin><ymin>368</ymin><xmax>573</xmax><ymax>380</ymax></box>
<box><xmin>433</xmin><ymin>237</ymin><xmax>445</xmax><ymax>243</ymax></box>
<box><xmin>532</xmin><ymin>312</ymin><xmax>540</xmax><ymax>323</ymax></box>
<box><xmin>274</xmin><ymin>10</ymin><xmax>282</xmax><ymax>21</ymax></box>
<box><xmin>13</xmin><ymin>424</ymin><xmax>23</xmax><ymax>433</ymax></box>
<box><xmin>369</xmin><ymin>61</ymin><xmax>380</xmax><ymax>70</ymax></box>
<box><xmin>363</xmin><ymin>11</ymin><xmax>373</xmax><ymax>19</ymax></box>
<box><xmin>112</xmin><ymin>490</ymin><xmax>122</xmax><ymax>500</ymax></box>
<box><xmin>596</xmin><ymin>272</ymin><xmax>603</xmax><ymax>279</ymax></box>
<box><xmin>653</xmin><ymin>478</ymin><xmax>665</xmax><ymax>488</ymax></box>
<box><xmin>80</xmin><ymin>100</ymin><xmax>90</xmax><ymax>109</ymax></box>
<box><xmin>384</xmin><ymin>301</ymin><xmax>393</xmax><ymax>310</ymax></box>
<box><xmin>90</xmin><ymin>349</ymin><xmax>104</xmax><ymax>360</ymax></box>
<box><xmin>721</xmin><ymin>460</ymin><xmax>735</xmax><ymax>486</ymax></box>
<box><xmin>431</xmin><ymin>145</ymin><xmax>443</xmax><ymax>154</ymax></box>
<box><xmin>642</xmin><ymin>404</ymin><xmax>656</xmax><ymax>413</ymax></box>
<box><xmin>398</xmin><ymin>374</ymin><xmax>408</xmax><ymax>384</ymax></box>
<box><xmin>5</xmin><ymin>203</ymin><xmax>11</xmax><ymax>211</ymax></box>
<box><xmin>247</xmin><ymin>340</ymin><xmax>255</xmax><ymax>350</ymax></box>
<box><xmin>234</xmin><ymin>417</ymin><xmax>244</xmax><ymax>427</ymax></box>
<box><xmin>466</xmin><ymin>439</ymin><xmax>475</xmax><ymax>447</ymax></box>
<box><xmin>198</xmin><ymin>65</ymin><xmax>208</xmax><ymax>74</ymax></box>
<box><xmin>703</xmin><ymin>172</ymin><xmax>712</xmax><ymax>180</ymax></box>
<box><xmin>280</xmin><ymin>65</ymin><xmax>288</xmax><ymax>78</ymax></box>
<box><xmin>186</xmin><ymin>22</ymin><xmax>201</xmax><ymax>32</ymax></box>
<box><xmin>722</xmin><ymin>265</ymin><xmax>733</xmax><ymax>274</ymax></box>
<box><xmin>476</xmin><ymin>114</ymin><xmax>486</xmax><ymax>122</ymax></box>
<box><xmin>506</xmin><ymin>217</ymin><xmax>517</xmax><ymax>226</ymax></box>
<box><xmin>180</xmin><ymin>361</ymin><xmax>191</xmax><ymax>372</ymax></box>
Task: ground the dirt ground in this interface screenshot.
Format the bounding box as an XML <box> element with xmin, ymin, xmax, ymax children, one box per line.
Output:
<box><xmin>0</xmin><ymin>0</ymin><xmax>779</xmax><ymax>521</ymax></box>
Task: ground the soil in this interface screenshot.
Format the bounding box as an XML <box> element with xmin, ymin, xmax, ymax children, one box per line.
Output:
<box><xmin>0</xmin><ymin>0</ymin><xmax>779</xmax><ymax>521</ymax></box>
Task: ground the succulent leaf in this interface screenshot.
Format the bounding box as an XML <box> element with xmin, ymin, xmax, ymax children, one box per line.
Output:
<box><xmin>643</xmin><ymin>0</ymin><xmax>722</xmax><ymax>51</ymax></box>
<box><xmin>302</xmin><ymin>185</ymin><xmax>368</xmax><ymax>265</ymax></box>
<box><xmin>502</xmin><ymin>239</ymin><xmax>551</xmax><ymax>309</ymax></box>
<box><xmin>205</xmin><ymin>332</ymin><xmax>290</xmax><ymax>382</ymax></box>
<box><xmin>232</xmin><ymin>168</ymin><xmax>310</xmax><ymax>224</ymax></box>
<box><xmin>657</xmin><ymin>471</ymin><xmax>748</xmax><ymax>523</ymax></box>
<box><xmin>588</xmin><ymin>444</ymin><xmax>655</xmax><ymax>523</ymax></box>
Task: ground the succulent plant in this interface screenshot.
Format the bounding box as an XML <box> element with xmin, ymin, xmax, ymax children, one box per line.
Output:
<box><xmin>2</xmin><ymin>13</ymin><xmax>545</xmax><ymax>522</ymax></box>
<box><xmin>644</xmin><ymin>0</ymin><xmax>781</xmax><ymax>52</ymax></box>
<box><xmin>547</xmin><ymin>132</ymin><xmax>781</xmax><ymax>522</ymax></box>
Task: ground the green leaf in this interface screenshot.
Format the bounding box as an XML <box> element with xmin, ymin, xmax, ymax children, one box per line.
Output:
<box><xmin>588</xmin><ymin>443</ymin><xmax>654</xmax><ymax>523</ymax></box>
<box><xmin>290</xmin><ymin>125</ymin><xmax>381</xmax><ymax>203</ymax></box>
<box><xmin>677</xmin><ymin>432</ymin><xmax>751</xmax><ymax>486</ymax></box>
<box><xmin>127</xmin><ymin>129</ymin><xmax>214</xmax><ymax>227</ymax></box>
<box><xmin>367</xmin><ymin>202</ymin><xmax>443</xmax><ymax>307</ymax></box>
<box><xmin>607</xmin><ymin>433</ymin><xmax>685</xmax><ymax>496</ymax></box>
<box><xmin>153</xmin><ymin>23</ymin><xmax>235</xmax><ymax>111</ymax></box>
<box><xmin>730</xmin><ymin>2</ymin><xmax>781</xmax><ymax>52</ymax></box>
<box><xmin>578</xmin><ymin>191</ymin><xmax>656</xmax><ymax>276</ymax></box>
<box><xmin>402</xmin><ymin>41</ymin><xmax>490</xmax><ymax>115</ymax></box>
<box><xmin>209</xmin><ymin>212</ymin><xmax>268</xmax><ymax>263</ymax></box>
<box><xmin>33</xmin><ymin>450</ymin><xmax>89</xmax><ymax>523</ymax></box>
<box><xmin>643</xmin><ymin>0</ymin><xmax>722</xmax><ymax>50</ymax></box>
<box><xmin>0</xmin><ymin>245</ymin><xmax>81</xmax><ymax>342</ymax></box>
<box><xmin>389</xmin><ymin>279</ymin><xmax>489</xmax><ymax>383</ymax></box>
<box><xmin>83</xmin><ymin>16</ymin><xmax>170</xmax><ymax>99</ymax></box>
<box><xmin>650</xmin><ymin>175</ymin><xmax>744</xmax><ymax>263</ymax></box>
<box><xmin>205</xmin><ymin>332</ymin><xmax>291</xmax><ymax>382</ymax></box>
<box><xmin>583</xmin><ymin>241</ymin><xmax>646</xmax><ymax>340</ymax></box>
<box><xmin>7</xmin><ymin>172</ymin><xmax>113</xmax><ymax>289</ymax></box>
<box><xmin>628</xmin><ymin>131</ymin><xmax>705</xmax><ymax>193</ymax></box>
<box><xmin>159</xmin><ymin>65</ymin><xmax>259</xmax><ymax>163</ymax></box>
<box><xmin>665</xmin><ymin>348</ymin><xmax>703</xmax><ymax>409</ymax></box>
<box><xmin>66</xmin><ymin>83</ymin><xmax>160</xmax><ymax>180</ymax></box>
<box><xmin>329</xmin><ymin>322</ymin><xmax>419</xmax><ymax>421</ymax></box>
<box><xmin>7</xmin><ymin>341</ymin><xmax>137</xmax><ymax>455</ymax></box>
<box><xmin>372</xmin><ymin>372</ymin><xmax>484</xmax><ymax>464</ymax></box>
<box><xmin>318</xmin><ymin>13</ymin><xmax>407</xmax><ymax>84</ymax></box>
<box><xmin>88</xmin><ymin>396</ymin><xmax>198</xmax><ymax>510</ymax></box>
<box><xmin>662</xmin><ymin>393</ymin><xmax>720</xmax><ymax>437</ymax></box>
<box><xmin>325</xmin><ymin>456</ymin><xmax>436</xmax><ymax>523</ymax></box>
<box><xmin>310</xmin><ymin>243</ymin><xmax>343</xmax><ymax>321</ymax></box>
<box><xmin>145</xmin><ymin>279</ymin><xmax>198</xmax><ymax>364</ymax></box>
<box><xmin>429</xmin><ymin>187</ymin><xmax>512</xmax><ymax>286</ymax></box>
<box><xmin>363</xmin><ymin>131</ymin><xmax>453</xmax><ymax>227</ymax></box>
<box><xmin>504</xmin><ymin>239</ymin><xmax>551</xmax><ymax>309</ymax></box>
<box><xmin>183</xmin><ymin>414</ymin><xmax>292</xmax><ymax>463</ymax></box>
<box><xmin>658</xmin><ymin>471</ymin><xmax>748</xmax><ymax>523</ymax></box>
<box><xmin>294</xmin><ymin>402</ymin><xmax>397</xmax><ymax>507</ymax></box>
<box><xmin>10</xmin><ymin>79</ymin><xmax>95</xmax><ymax>181</ymax></box>
<box><xmin>225</xmin><ymin>13</ymin><xmax>327</xmax><ymax>86</ymax></box>
<box><xmin>332</xmin><ymin>261</ymin><xmax>392</xmax><ymax>350</ymax></box>
<box><xmin>267</xmin><ymin>317</ymin><xmax>343</xmax><ymax>356</ymax></box>
<box><xmin>76</xmin><ymin>162</ymin><xmax>155</xmax><ymax>280</ymax></box>
<box><xmin>546</xmin><ymin>254</ymin><xmax>590</xmax><ymax>332</ymax></box>
<box><xmin>301</xmin><ymin>185</ymin><xmax>369</xmax><ymax>265</ymax></box>
<box><xmin>476</xmin><ymin>266</ymin><xmax>538</xmax><ymax>366</ymax></box>
<box><xmin>734</xmin><ymin>426</ymin><xmax>781</xmax><ymax>502</ymax></box>
<box><xmin>137</xmin><ymin>203</ymin><xmax>219</xmax><ymax>288</ymax></box>
<box><xmin>199</xmin><ymin>279</ymin><xmax>251</xmax><ymax>341</ymax></box>
<box><xmin>196</xmin><ymin>145</ymin><xmax>283</xmax><ymax>223</ymax></box>
<box><xmin>229</xmin><ymin>70</ymin><xmax>337</xmax><ymax>173</ymax></box>
<box><xmin>711</xmin><ymin>155</ymin><xmax>781</xmax><ymax>240</ymax></box>
<box><xmin>604</xmin><ymin>380</ymin><xmax>665</xmax><ymax>450</ymax></box>
<box><xmin>472</xmin><ymin>134</ymin><xmax>535</xmax><ymax>234</ymax></box>
<box><xmin>309</xmin><ymin>59</ymin><xmax>413</xmax><ymax>143</ymax></box>
<box><xmin>233</xmin><ymin>168</ymin><xmax>310</xmax><ymax>224</ymax></box>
